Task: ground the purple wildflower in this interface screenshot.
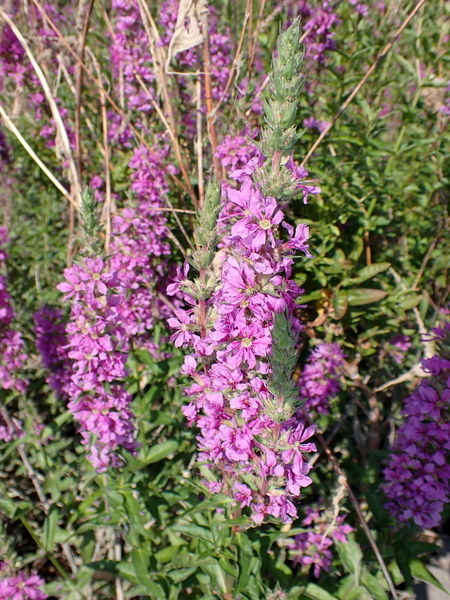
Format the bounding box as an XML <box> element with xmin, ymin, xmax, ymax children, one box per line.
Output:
<box><xmin>0</xmin><ymin>228</ymin><xmax>27</xmax><ymax>393</ymax></box>
<box><xmin>383</xmin><ymin>321</ymin><xmax>450</xmax><ymax>529</ymax></box>
<box><xmin>298</xmin><ymin>342</ymin><xmax>345</xmax><ymax>414</ymax></box>
<box><xmin>287</xmin><ymin>503</ymin><xmax>353</xmax><ymax>578</ymax></box>
<box><xmin>0</xmin><ymin>571</ymin><xmax>47</xmax><ymax>600</ymax></box>
<box><xmin>167</xmin><ymin>153</ymin><xmax>317</xmax><ymax>524</ymax></box>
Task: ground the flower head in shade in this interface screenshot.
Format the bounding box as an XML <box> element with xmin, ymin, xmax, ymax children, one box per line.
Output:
<box><xmin>0</xmin><ymin>228</ymin><xmax>27</xmax><ymax>393</ymax></box>
<box><xmin>297</xmin><ymin>342</ymin><xmax>345</xmax><ymax>414</ymax></box>
<box><xmin>383</xmin><ymin>321</ymin><xmax>450</xmax><ymax>529</ymax></box>
<box><xmin>287</xmin><ymin>502</ymin><xmax>353</xmax><ymax>578</ymax></box>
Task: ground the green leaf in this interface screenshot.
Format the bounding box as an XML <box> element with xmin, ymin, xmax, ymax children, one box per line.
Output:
<box><xmin>361</xmin><ymin>571</ymin><xmax>389</xmax><ymax>600</ymax></box>
<box><xmin>143</xmin><ymin>439</ymin><xmax>179</xmax><ymax>464</ymax></box>
<box><xmin>174</xmin><ymin>524</ymin><xmax>215</xmax><ymax>544</ymax></box>
<box><xmin>155</xmin><ymin>545</ymin><xmax>178</xmax><ymax>564</ymax></box>
<box><xmin>235</xmin><ymin>532</ymin><xmax>254</xmax><ymax>594</ymax></box>
<box><xmin>399</xmin><ymin>294</ymin><xmax>422</xmax><ymax>309</ymax></box>
<box><xmin>167</xmin><ymin>566</ymin><xmax>197</xmax><ymax>583</ymax></box>
<box><xmin>336</xmin><ymin>540</ymin><xmax>362</xmax><ymax>583</ymax></box>
<box><xmin>288</xmin><ymin>586</ymin><xmax>307</xmax><ymax>600</ymax></box>
<box><xmin>333</xmin><ymin>290</ymin><xmax>349</xmax><ymax>319</ymax></box>
<box><xmin>218</xmin><ymin>556</ymin><xmax>238</xmax><ymax>579</ymax></box>
<box><xmin>131</xmin><ymin>549</ymin><xmax>166</xmax><ymax>599</ymax></box>
<box><xmin>299</xmin><ymin>290</ymin><xmax>323</xmax><ymax>303</ymax></box>
<box><xmin>346</xmin><ymin>587</ymin><xmax>371</xmax><ymax>600</ymax></box>
<box><xmin>410</xmin><ymin>559</ymin><xmax>449</xmax><ymax>595</ymax></box>
<box><xmin>200</xmin><ymin>562</ymin><xmax>228</xmax><ymax>593</ymax></box>
<box><xmin>348</xmin><ymin>263</ymin><xmax>391</xmax><ymax>284</ymax></box>
<box><xmin>347</xmin><ymin>288</ymin><xmax>388</xmax><ymax>306</ymax></box>
<box><xmin>305</xmin><ymin>583</ymin><xmax>339</xmax><ymax>600</ymax></box>
<box><xmin>86</xmin><ymin>560</ymin><xmax>137</xmax><ymax>585</ymax></box>
<box><xmin>0</xmin><ymin>498</ymin><xmax>18</xmax><ymax>519</ymax></box>
<box><xmin>172</xmin><ymin>554</ymin><xmax>217</xmax><ymax>569</ymax></box>
<box><xmin>42</xmin><ymin>507</ymin><xmax>59</xmax><ymax>552</ymax></box>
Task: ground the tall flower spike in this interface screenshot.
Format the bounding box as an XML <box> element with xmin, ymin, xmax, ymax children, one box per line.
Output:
<box><xmin>266</xmin><ymin>312</ymin><xmax>303</xmax><ymax>422</ymax></box>
<box><xmin>57</xmin><ymin>183</ymin><xmax>138</xmax><ymax>471</ymax></box>
<box><xmin>191</xmin><ymin>181</ymin><xmax>222</xmax><ymax>271</ymax></box>
<box><xmin>80</xmin><ymin>187</ymin><xmax>103</xmax><ymax>256</ymax></box>
<box><xmin>167</xmin><ymin>20</ymin><xmax>318</xmax><ymax>524</ymax></box>
<box><xmin>257</xmin><ymin>20</ymin><xmax>307</xmax><ymax>203</ymax></box>
<box><xmin>383</xmin><ymin>320</ymin><xmax>450</xmax><ymax>529</ymax></box>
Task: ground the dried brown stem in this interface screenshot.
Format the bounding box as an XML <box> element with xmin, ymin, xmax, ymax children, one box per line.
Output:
<box><xmin>87</xmin><ymin>47</ymin><xmax>112</xmax><ymax>253</ymax></box>
<box><xmin>301</xmin><ymin>0</ymin><xmax>428</xmax><ymax>167</ymax></box>
<box><xmin>200</xmin><ymin>9</ymin><xmax>220</xmax><ymax>180</ymax></box>
<box><xmin>136</xmin><ymin>0</ymin><xmax>198</xmax><ymax>208</ymax></box>
<box><xmin>70</xmin><ymin>0</ymin><xmax>94</xmax><ymax>266</ymax></box>
<box><xmin>248</xmin><ymin>0</ymin><xmax>267</xmax><ymax>74</ymax></box>
<box><xmin>75</xmin><ymin>0</ymin><xmax>95</xmax><ymax>176</ymax></box>
<box><xmin>196</xmin><ymin>78</ymin><xmax>205</xmax><ymax>208</ymax></box>
<box><xmin>31</xmin><ymin>0</ymin><xmax>195</xmax><ymax>251</ymax></box>
<box><xmin>0</xmin><ymin>10</ymin><xmax>81</xmax><ymax>206</ymax></box>
<box><xmin>30</xmin><ymin>0</ymin><xmax>192</xmax><ymax>202</ymax></box>
<box><xmin>0</xmin><ymin>101</ymin><xmax>77</xmax><ymax>207</ymax></box>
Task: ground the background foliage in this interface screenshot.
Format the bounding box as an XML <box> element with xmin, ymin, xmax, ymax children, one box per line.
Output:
<box><xmin>0</xmin><ymin>0</ymin><xmax>449</xmax><ymax>599</ymax></box>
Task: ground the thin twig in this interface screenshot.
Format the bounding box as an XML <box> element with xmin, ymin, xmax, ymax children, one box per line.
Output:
<box><xmin>247</xmin><ymin>0</ymin><xmax>267</xmax><ymax>74</ymax></box>
<box><xmin>75</xmin><ymin>0</ymin><xmax>95</xmax><ymax>174</ymax></box>
<box><xmin>374</xmin><ymin>362</ymin><xmax>426</xmax><ymax>393</ymax></box>
<box><xmin>301</xmin><ymin>0</ymin><xmax>427</xmax><ymax>167</ymax></box>
<box><xmin>196</xmin><ymin>78</ymin><xmax>205</xmax><ymax>208</ymax></box>
<box><xmin>68</xmin><ymin>0</ymin><xmax>95</xmax><ymax>267</ymax></box>
<box><xmin>212</xmin><ymin>0</ymin><xmax>251</xmax><ymax>121</ymax></box>
<box><xmin>114</xmin><ymin>531</ymin><xmax>124</xmax><ymax>600</ymax></box>
<box><xmin>136</xmin><ymin>0</ymin><xmax>198</xmax><ymax>208</ymax></box>
<box><xmin>157</xmin><ymin>291</ymin><xmax>177</xmax><ymax>314</ymax></box>
<box><xmin>309</xmin><ymin>404</ymin><xmax>352</xmax><ymax>467</ymax></box>
<box><xmin>87</xmin><ymin>47</ymin><xmax>112</xmax><ymax>253</ymax></box>
<box><xmin>258</xmin><ymin>0</ymin><xmax>289</xmax><ymax>34</ymax></box>
<box><xmin>412</xmin><ymin>229</ymin><xmax>441</xmax><ymax>289</ymax></box>
<box><xmin>302</xmin><ymin>408</ymin><xmax>398</xmax><ymax>600</ymax></box>
<box><xmin>58</xmin><ymin>57</ymin><xmax>107</xmax><ymax>158</ymax></box>
<box><xmin>200</xmin><ymin>8</ymin><xmax>220</xmax><ymax>179</ymax></box>
<box><xmin>0</xmin><ymin>10</ymin><xmax>82</xmax><ymax>205</ymax></box>
<box><xmin>0</xmin><ymin>102</ymin><xmax>77</xmax><ymax>207</ymax></box>
<box><xmin>30</xmin><ymin>0</ymin><xmax>192</xmax><ymax>201</ymax></box>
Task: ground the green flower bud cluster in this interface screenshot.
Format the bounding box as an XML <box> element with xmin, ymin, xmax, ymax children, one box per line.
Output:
<box><xmin>80</xmin><ymin>187</ymin><xmax>103</xmax><ymax>257</ymax></box>
<box><xmin>266</xmin><ymin>312</ymin><xmax>305</xmax><ymax>423</ymax></box>
<box><xmin>260</xmin><ymin>19</ymin><xmax>305</xmax><ymax>160</ymax></box>
<box><xmin>191</xmin><ymin>180</ymin><xmax>221</xmax><ymax>271</ymax></box>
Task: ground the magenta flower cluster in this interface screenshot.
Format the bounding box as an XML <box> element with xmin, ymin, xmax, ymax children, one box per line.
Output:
<box><xmin>168</xmin><ymin>157</ymin><xmax>319</xmax><ymax>524</ymax></box>
<box><xmin>215</xmin><ymin>133</ymin><xmax>262</xmax><ymax>173</ymax></box>
<box><xmin>0</xmin><ymin>227</ymin><xmax>27</xmax><ymax>394</ymax></box>
<box><xmin>294</xmin><ymin>0</ymin><xmax>341</xmax><ymax>65</ymax></box>
<box><xmin>298</xmin><ymin>342</ymin><xmax>345</xmax><ymax>414</ymax></box>
<box><xmin>57</xmin><ymin>258</ymin><xmax>137</xmax><ymax>471</ymax></box>
<box><xmin>383</xmin><ymin>321</ymin><xmax>450</xmax><ymax>529</ymax></box>
<box><xmin>109</xmin><ymin>143</ymin><xmax>173</xmax><ymax>350</ymax></box>
<box><xmin>0</xmin><ymin>566</ymin><xmax>47</xmax><ymax>600</ymax></box>
<box><xmin>303</xmin><ymin>117</ymin><xmax>330</xmax><ymax>133</ymax></box>
<box><xmin>441</xmin><ymin>82</ymin><xmax>450</xmax><ymax>116</ymax></box>
<box><xmin>287</xmin><ymin>503</ymin><xmax>353</xmax><ymax>577</ymax></box>
<box><xmin>387</xmin><ymin>335</ymin><xmax>412</xmax><ymax>365</ymax></box>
